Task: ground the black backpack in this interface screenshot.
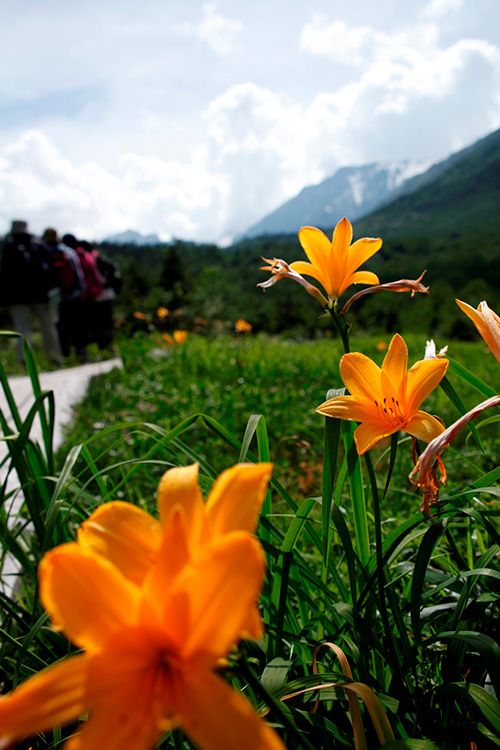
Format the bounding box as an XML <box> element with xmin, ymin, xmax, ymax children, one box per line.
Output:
<box><xmin>95</xmin><ymin>255</ymin><xmax>122</xmax><ymax>294</ymax></box>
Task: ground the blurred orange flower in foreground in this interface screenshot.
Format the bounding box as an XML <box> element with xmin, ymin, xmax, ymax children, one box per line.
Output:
<box><xmin>0</xmin><ymin>464</ymin><xmax>284</xmax><ymax>750</ymax></box>
<box><xmin>317</xmin><ymin>333</ymin><xmax>448</xmax><ymax>454</ymax></box>
<box><xmin>456</xmin><ymin>299</ymin><xmax>500</xmax><ymax>362</ymax></box>
<box><xmin>235</xmin><ymin>319</ymin><xmax>253</xmax><ymax>333</ymax></box>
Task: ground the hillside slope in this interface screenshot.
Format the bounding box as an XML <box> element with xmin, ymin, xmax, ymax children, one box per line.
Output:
<box><xmin>355</xmin><ymin>128</ymin><xmax>500</xmax><ymax>237</ymax></box>
<box><xmin>242</xmin><ymin>161</ymin><xmax>430</xmax><ymax>238</ymax></box>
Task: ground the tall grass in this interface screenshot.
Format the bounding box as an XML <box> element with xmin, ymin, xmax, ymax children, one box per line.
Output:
<box><xmin>0</xmin><ymin>330</ymin><xmax>498</xmax><ymax>749</ymax></box>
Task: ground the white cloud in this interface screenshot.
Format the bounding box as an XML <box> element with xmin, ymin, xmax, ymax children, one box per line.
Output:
<box><xmin>196</xmin><ymin>3</ymin><xmax>243</xmax><ymax>56</ymax></box>
<box><xmin>0</xmin><ymin>3</ymin><xmax>499</xmax><ymax>242</ymax></box>
<box><xmin>0</xmin><ymin>131</ymin><xmax>230</xmax><ymax>241</ymax></box>
<box><xmin>300</xmin><ymin>19</ymin><xmax>375</xmax><ymax>66</ymax></box>
<box><xmin>299</xmin><ymin>13</ymin><xmax>500</xmax><ymax>124</ymax></box>
<box><xmin>422</xmin><ymin>0</ymin><xmax>464</xmax><ymax>19</ymax></box>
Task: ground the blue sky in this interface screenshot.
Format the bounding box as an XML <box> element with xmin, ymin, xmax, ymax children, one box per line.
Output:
<box><xmin>1</xmin><ymin>0</ymin><xmax>499</xmax><ymax>242</ymax></box>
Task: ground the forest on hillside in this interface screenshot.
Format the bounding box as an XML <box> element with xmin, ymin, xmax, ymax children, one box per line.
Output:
<box><xmin>102</xmin><ymin>226</ymin><xmax>500</xmax><ymax>338</ymax></box>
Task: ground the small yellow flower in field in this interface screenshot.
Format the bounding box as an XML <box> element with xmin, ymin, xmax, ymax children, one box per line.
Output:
<box><xmin>456</xmin><ymin>299</ymin><xmax>500</xmax><ymax>362</ymax></box>
<box><xmin>133</xmin><ymin>311</ymin><xmax>148</xmax><ymax>321</ymax></box>
<box><xmin>376</xmin><ymin>340</ymin><xmax>388</xmax><ymax>352</ymax></box>
<box><xmin>316</xmin><ymin>334</ymin><xmax>448</xmax><ymax>454</ymax></box>
<box><xmin>293</xmin><ymin>217</ymin><xmax>382</xmax><ymax>301</ymax></box>
<box><xmin>0</xmin><ymin>464</ymin><xmax>284</xmax><ymax>750</ymax></box>
<box><xmin>162</xmin><ymin>332</ymin><xmax>174</xmax><ymax>345</ymax></box>
<box><xmin>235</xmin><ymin>318</ymin><xmax>253</xmax><ymax>333</ymax></box>
<box><xmin>156</xmin><ymin>306</ymin><xmax>169</xmax><ymax>320</ymax></box>
<box><xmin>173</xmin><ymin>329</ymin><xmax>188</xmax><ymax>344</ymax></box>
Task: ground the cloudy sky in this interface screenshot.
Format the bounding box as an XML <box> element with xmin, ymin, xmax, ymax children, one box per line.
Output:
<box><xmin>1</xmin><ymin>0</ymin><xmax>499</xmax><ymax>242</ymax></box>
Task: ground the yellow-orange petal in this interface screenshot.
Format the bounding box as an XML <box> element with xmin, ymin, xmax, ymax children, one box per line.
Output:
<box><xmin>298</xmin><ymin>227</ymin><xmax>332</xmax><ymax>291</ymax></box>
<box><xmin>77</xmin><ymin>502</ymin><xmax>162</xmax><ymax>586</ymax></box>
<box><xmin>39</xmin><ymin>544</ymin><xmax>140</xmax><ymax>651</ymax></box>
<box><xmin>157</xmin><ymin>463</ymin><xmax>205</xmax><ymax>544</ymax></box>
<box><xmin>405</xmin><ymin>357</ymin><xmax>448</xmax><ymax>414</ymax></box>
<box><xmin>353</xmin><ymin>421</ymin><xmax>397</xmax><ymax>454</ymax></box>
<box><xmin>142</xmin><ymin>506</ymin><xmax>191</xmax><ymax>618</ymax></box>
<box><xmin>206</xmin><ymin>462</ymin><xmax>272</xmax><ymax>537</ymax></box>
<box><xmin>345</xmin><ymin>237</ymin><xmax>382</xmax><ymax>277</ymax></box>
<box><xmin>70</xmin><ymin>675</ymin><xmax>172</xmax><ymax>750</ymax></box>
<box><xmin>242</xmin><ymin>606</ymin><xmax>265</xmax><ymax>641</ymax></box>
<box><xmin>289</xmin><ymin>260</ymin><xmax>329</xmax><ymax>290</ymax></box>
<box><xmin>316</xmin><ymin>395</ymin><xmax>375</xmax><ymax>423</ymax></box>
<box><xmin>331</xmin><ymin>217</ymin><xmax>352</xmax><ymax>285</ymax></box>
<box><xmin>340</xmin><ymin>352</ymin><xmax>382</xmax><ymax>403</ymax></box>
<box><xmin>456</xmin><ymin>299</ymin><xmax>500</xmax><ymax>362</ymax></box>
<box><xmin>405</xmin><ymin>411</ymin><xmax>445</xmax><ymax>443</ymax></box>
<box><xmin>176</xmin><ymin>670</ymin><xmax>286</xmax><ymax>750</ymax></box>
<box><xmin>0</xmin><ymin>654</ymin><xmax>88</xmax><ymax>742</ymax></box>
<box><xmin>166</xmin><ymin>532</ymin><xmax>265</xmax><ymax>664</ymax></box>
<box><xmin>347</xmin><ymin>270</ymin><xmax>380</xmax><ymax>287</ymax></box>
<box><xmin>381</xmin><ymin>333</ymin><xmax>408</xmax><ymax>398</ymax></box>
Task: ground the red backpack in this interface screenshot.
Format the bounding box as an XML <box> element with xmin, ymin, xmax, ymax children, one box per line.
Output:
<box><xmin>75</xmin><ymin>246</ymin><xmax>105</xmax><ymax>300</ymax></box>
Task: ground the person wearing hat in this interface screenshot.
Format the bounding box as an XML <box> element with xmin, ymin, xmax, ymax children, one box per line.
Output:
<box><xmin>0</xmin><ymin>220</ymin><xmax>61</xmax><ymax>363</ymax></box>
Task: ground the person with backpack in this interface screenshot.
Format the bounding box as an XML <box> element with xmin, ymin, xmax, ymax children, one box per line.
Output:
<box><xmin>0</xmin><ymin>220</ymin><xmax>61</xmax><ymax>363</ymax></box>
<box><xmin>89</xmin><ymin>246</ymin><xmax>122</xmax><ymax>350</ymax></box>
<box><xmin>42</xmin><ymin>228</ymin><xmax>86</xmax><ymax>360</ymax></box>
<box><xmin>61</xmin><ymin>234</ymin><xmax>105</xmax><ymax>361</ymax></box>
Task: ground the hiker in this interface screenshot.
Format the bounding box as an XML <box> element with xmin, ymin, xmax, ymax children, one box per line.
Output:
<box><xmin>89</xmin><ymin>246</ymin><xmax>122</xmax><ymax>350</ymax></box>
<box><xmin>0</xmin><ymin>220</ymin><xmax>61</xmax><ymax>363</ymax></box>
<box><xmin>42</xmin><ymin>228</ymin><xmax>86</xmax><ymax>360</ymax></box>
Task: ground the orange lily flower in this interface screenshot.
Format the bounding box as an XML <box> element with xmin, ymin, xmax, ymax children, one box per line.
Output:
<box><xmin>455</xmin><ymin>299</ymin><xmax>500</xmax><ymax>362</ymax></box>
<box><xmin>235</xmin><ymin>318</ymin><xmax>253</xmax><ymax>333</ymax></box>
<box><xmin>0</xmin><ymin>465</ymin><xmax>283</xmax><ymax>750</ymax></box>
<box><xmin>292</xmin><ymin>217</ymin><xmax>382</xmax><ymax>301</ymax></box>
<box><xmin>156</xmin><ymin>306</ymin><xmax>169</xmax><ymax>320</ymax></box>
<box><xmin>173</xmin><ymin>329</ymin><xmax>188</xmax><ymax>344</ymax></box>
<box><xmin>316</xmin><ymin>334</ymin><xmax>448</xmax><ymax>454</ymax></box>
<box><xmin>77</xmin><ymin>462</ymin><xmax>272</xmax><ymax>637</ymax></box>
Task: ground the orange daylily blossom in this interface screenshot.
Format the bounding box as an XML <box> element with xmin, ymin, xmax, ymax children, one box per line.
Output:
<box><xmin>156</xmin><ymin>306</ymin><xmax>169</xmax><ymax>320</ymax></box>
<box><xmin>162</xmin><ymin>330</ymin><xmax>188</xmax><ymax>346</ymax></box>
<box><xmin>410</xmin><ymin>395</ymin><xmax>500</xmax><ymax>513</ymax></box>
<box><xmin>456</xmin><ymin>299</ymin><xmax>500</xmax><ymax>362</ymax></box>
<box><xmin>293</xmin><ymin>217</ymin><xmax>381</xmax><ymax>301</ymax></box>
<box><xmin>316</xmin><ymin>334</ymin><xmax>449</xmax><ymax>454</ymax></box>
<box><xmin>173</xmin><ymin>329</ymin><xmax>188</xmax><ymax>344</ymax></box>
<box><xmin>0</xmin><ymin>465</ymin><xmax>284</xmax><ymax>750</ymax></box>
<box><xmin>77</xmin><ymin>463</ymin><xmax>272</xmax><ymax>637</ymax></box>
<box><xmin>0</xmin><ymin>535</ymin><xmax>283</xmax><ymax>749</ymax></box>
<box><xmin>235</xmin><ymin>318</ymin><xmax>253</xmax><ymax>333</ymax></box>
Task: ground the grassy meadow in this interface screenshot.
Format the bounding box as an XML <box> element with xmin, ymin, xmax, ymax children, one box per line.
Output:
<box><xmin>0</xmin><ymin>304</ymin><xmax>498</xmax><ymax>748</ymax></box>
<box><xmin>61</xmin><ymin>332</ymin><xmax>498</xmax><ymax>516</ymax></box>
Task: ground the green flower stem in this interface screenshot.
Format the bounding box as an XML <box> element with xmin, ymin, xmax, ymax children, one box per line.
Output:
<box><xmin>328</xmin><ymin>305</ymin><xmax>351</xmax><ymax>353</ymax></box>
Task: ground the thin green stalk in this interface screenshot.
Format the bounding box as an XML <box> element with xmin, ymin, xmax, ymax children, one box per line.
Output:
<box><xmin>343</xmin><ymin>422</ymin><xmax>370</xmax><ymax>566</ymax></box>
<box><xmin>329</xmin><ymin>307</ymin><xmax>351</xmax><ymax>353</ymax></box>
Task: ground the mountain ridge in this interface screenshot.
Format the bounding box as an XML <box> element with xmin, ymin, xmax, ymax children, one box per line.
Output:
<box><xmin>241</xmin><ymin>159</ymin><xmax>432</xmax><ymax>239</ymax></box>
